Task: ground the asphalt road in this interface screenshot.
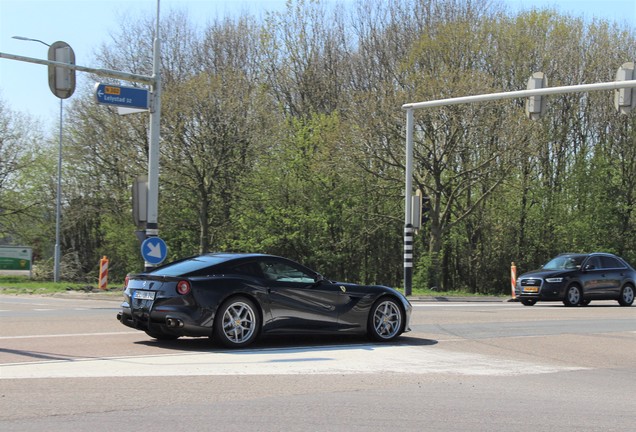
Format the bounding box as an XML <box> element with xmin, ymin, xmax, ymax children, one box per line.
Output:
<box><xmin>1</xmin><ymin>294</ymin><xmax>635</xmax><ymax>431</ymax></box>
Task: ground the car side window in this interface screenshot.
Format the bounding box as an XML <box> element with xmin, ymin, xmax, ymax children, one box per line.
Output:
<box><xmin>258</xmin><ymin>260</ymin><xmax>315</xmax><ymax>283</ymax></box>
<box><xmin>600</xmin><ymin>256</ymin><xmax>623</xmax><ymax>269</ymax></box>
<box><xmin>228</xmin><ymin>261</ymin><xmax>265</xmax><ymax>278</ymax></box>
<box><xmin>585</xmin><ymin>256</ymin><xmax>602</xmax><ymax>270</ymax></box>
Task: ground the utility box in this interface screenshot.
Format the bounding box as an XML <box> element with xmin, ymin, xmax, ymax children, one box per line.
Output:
<box><xmin>132</xmin><ymin>176</ymin><xmax>148</xmax><ymax>227</ymax></box>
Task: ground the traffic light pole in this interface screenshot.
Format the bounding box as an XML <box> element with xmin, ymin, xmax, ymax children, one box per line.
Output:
<box><xmin>144</xmin><ymin>0</ymin><xmax>162</xmax><ymax>270</ymax></box>
<box><xmin>401</xmin><ymin>76</ymin><xmax>636</xmax><ymax>295</ymax></box>
<box><xmin>403</xmin><ymin>108</ymin><xmax>414</xmax><ymax>296</ymax></box>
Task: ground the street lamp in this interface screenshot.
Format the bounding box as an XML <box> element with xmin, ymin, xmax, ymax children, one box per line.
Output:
<box><xmin>12</xmin><ymin>35</ymin><xmax>63</xmax><ymax>283</ymax></box>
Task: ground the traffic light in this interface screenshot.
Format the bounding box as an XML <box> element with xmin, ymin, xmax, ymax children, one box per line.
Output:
<box><xmin>411</xmin><ymin>194</ymin><xmax>421</xmax><ymax>229</ymax></box>
<box><xmin>47</xmin><ymin>41</ymin><xmax>76</xmax><ymax>99</ymax></box>
<box><xmin>421</xmin><ymin>195</ymin><xmax>431</xmax><ymax>225</ymax></box>
<box><xmin>525</xmin><ymin>72</ymin><xmax>548</xmax><ymax>120</ymax></box>
<box><xmin>411</xmin><ymin>191</ymin><xmax>431</xmax><ymax>230</ymax></box>
<box><xmin>615</xmin><ymin>62</ymin><xmax>635</xmax><ymax>115</ymax></box>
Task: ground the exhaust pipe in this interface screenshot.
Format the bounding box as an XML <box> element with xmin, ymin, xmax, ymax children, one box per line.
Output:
<box><xmin>165</xmin><ymin>317</ymin><xmax>184</xmax><ymax>328</ymax></box>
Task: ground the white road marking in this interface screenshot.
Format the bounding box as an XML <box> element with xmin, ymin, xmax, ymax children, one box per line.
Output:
<box><xmin>411</xmin><ymin>302</ymin><xmax>509</xmax><ymax>307</ymax></box>
<box><xmin>0</xmin><ymin>331</ymin><xmax>138</xmax><ymax>340</ymax></box>
<box><xmin>0</xmin><ymin>344</ymin><xmax>586</xmax><ymax>379</ymax></box>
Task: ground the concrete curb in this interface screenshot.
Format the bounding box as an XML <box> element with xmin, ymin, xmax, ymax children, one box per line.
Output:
<box><xmin>4</xmin><ymin>289</ymin><xmax>517</xmax><ymax>304</ymax></box>
<box><xmin>407</xmin><ymin>296</ymin><xmax>513</xmax><ymax>303</ymax></box>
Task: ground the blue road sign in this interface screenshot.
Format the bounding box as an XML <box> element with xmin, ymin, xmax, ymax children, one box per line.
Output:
<box><xmin>141</xmin><ymin>237</ymin><xmax>167</xmax><ymax>266</ymax></box>
<box><xmin>94</xmin><ymin>83</ymin><xmax>149</xmax><ymax>110</ymax></box>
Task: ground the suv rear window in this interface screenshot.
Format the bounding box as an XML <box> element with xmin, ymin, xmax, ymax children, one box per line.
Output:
<box><xmin>600</xmin><ymin>256</ymin><xmax>624</xmax><ymax>269</ymax></box>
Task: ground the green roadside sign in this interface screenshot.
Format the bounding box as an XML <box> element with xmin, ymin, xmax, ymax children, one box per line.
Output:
<box><xmin>0</xmin><ymin>246</ymin><xmax>32</xmax><ymax>270</ymax></box>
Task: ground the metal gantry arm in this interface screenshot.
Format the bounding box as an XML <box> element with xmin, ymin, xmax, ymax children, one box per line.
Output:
<box><xmin>0</xmin><ymin>51</ymin><xmax>156</xmax><ymax>85</ymax></box>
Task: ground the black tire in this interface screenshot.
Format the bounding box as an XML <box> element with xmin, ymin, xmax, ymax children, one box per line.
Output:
<box><xmin>563</xmin><ymin>285</ymin><xmax>582</xmax><ymax>307</ymax></box>
<box><xmin>581</xmin><ymin>300</ymin><xmax>591</xmax><ymax>306</ymax></box>
<box><xmin>618</xmin><ymin>284</ymin><xmax>634</xmax><ymax>307</ymax></box>
<box><xmin>213</xmin><ymin>296</ymin><xmax>260</xmax><ymax>348</ymax></box>
<box><xmin>367</xmin><ymin>297</ymin><xmax>404</xmax><ymax>342</ymax></box>
<box><xmin>520</xmin><ymin>299</ymin><xmax>536</xmax><ymax>306</ymax></box>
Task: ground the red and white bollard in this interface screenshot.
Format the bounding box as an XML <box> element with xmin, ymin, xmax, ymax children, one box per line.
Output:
<box><xmin>510</xmin><ymin>262</ymin><xmax>517</xmax><ymax>299</ymax></box>
<box><xmin>99</xmin><ymin>256</ymin><xmax>109</xmax><ymax>290</ymax></box>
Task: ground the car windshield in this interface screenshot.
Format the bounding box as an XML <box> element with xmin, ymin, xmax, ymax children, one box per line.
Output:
<box><xmin>542</xmin><ymin>255</ymin><xmax>585</xmax><ymax>270</ymax></box>
<box><xmin>151</xmin><ymin>255</ymin><xmax>230</xmax><ymax>276</ymax></box>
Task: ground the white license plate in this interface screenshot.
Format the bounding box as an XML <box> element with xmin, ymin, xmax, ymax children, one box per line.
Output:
<box><xmin>134</xmin><ymin>290</ymin><xmax>156</xmax><ymax>300</ymax></box>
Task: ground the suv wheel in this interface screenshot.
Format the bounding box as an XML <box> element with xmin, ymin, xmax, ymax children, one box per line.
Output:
<box><xmin>563</xmin><ymin>285</ymin><xmax>582</xmax><ymax>307</ymax></box>
<box><xmin>618</xmin><ymin>284</ymin><xmax>634</xmax><ymax>307</ymax></box>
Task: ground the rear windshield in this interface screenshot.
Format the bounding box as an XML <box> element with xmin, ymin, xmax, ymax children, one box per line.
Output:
<box><xmin>543</xmin><ymin>255</ymin><xmax>585</xmax><ymax>270</ymax></box>
<box><xmin>151</xmin><ymin>255</ymin><xmax>229</xmax><ymax>276</ymax></box>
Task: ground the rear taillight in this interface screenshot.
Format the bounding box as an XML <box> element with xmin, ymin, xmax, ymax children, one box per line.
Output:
<box><xmin>124</xmin><ymin>275</ymin><xmax>130</xmax><ymax>288</ymax></box>
<box><xmin>176</xmin><ymin>280</ymin><xmax>191</xmax><ymax>295</ymax></box>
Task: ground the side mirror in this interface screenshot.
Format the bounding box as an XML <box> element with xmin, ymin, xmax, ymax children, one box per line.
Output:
<box><xmin>584</xmin><ymin>264</ymin><xmax>596</xmax><ymax>271</ymax></box>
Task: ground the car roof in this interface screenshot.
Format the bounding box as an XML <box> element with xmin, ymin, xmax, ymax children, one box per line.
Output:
<box><xmin>557</xmin><ymin>252</ymin><xmax>618</xmax><ymax>258</ymax></box>
<box><xmin>149</xmin><ymin>253</ymin><xmax>280</xmax><ymax>277</ymax></box>
<box><xmin>201</xmin><ymin>252</ymin><xmax>271</xmax><ymax>260</ymax></box>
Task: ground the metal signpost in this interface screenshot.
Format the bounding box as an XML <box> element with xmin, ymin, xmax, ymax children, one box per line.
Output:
<box><xmin>0</xmin><ymin>0</ymin><xmax>164</xmax><ymax>273</ymax></box>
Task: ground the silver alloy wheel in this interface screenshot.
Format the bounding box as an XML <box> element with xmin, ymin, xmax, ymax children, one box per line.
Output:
<box><xmin>621</xmin><ymin>285</ymin><xmax>634</xmax><ymax>305</ymax></box>
<box><xmin>372</xmin><ymin>300</ymin><xmax>402</xmax><ymax>340</ymax></box>
<box><xmin>566</xmin><ymin>286</ymin><xmax>581</xmax><ymax>306</ymax></box>
<box><xmin>221</xmin><ymin>301</ymin><xmax>257</xmax><ymax>344</ymax></box>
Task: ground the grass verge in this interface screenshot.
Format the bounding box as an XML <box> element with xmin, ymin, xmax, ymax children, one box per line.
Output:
<box><xmin>0</xmin><ymin>275</ymin><xmax>120</xmax><ymax>295</ymax></box>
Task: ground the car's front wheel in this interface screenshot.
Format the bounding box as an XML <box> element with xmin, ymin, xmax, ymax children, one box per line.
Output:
<box><xmin>368</xmin><ymin>297</ymin><xmax>404</xmax><ymax>342</ymax></box>
<box><xmin>618</xmin><ymin>284</ymin><xmax>634</xmax><ymax>307</ymax></box>
<box><xmin>563</xmin><ymin>285</ymin><xmax>582</xmax><ymax>307</ymax></box>
<box><xmin>213</xmin><ymin>296</ymin><xmax>260</xmax><ymax>348</ymax></box>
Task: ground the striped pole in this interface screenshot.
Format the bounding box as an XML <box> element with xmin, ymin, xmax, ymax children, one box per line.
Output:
<box><xmin>404</xmin><ymin>224</ymin><xmax>414</xmax><ymax>296</ymax></box>
<box><xmin>98</xmin><ymin>256</ymin><xmax>109</xmax><ymax>290</ymax></box>
<box><xmin>403</xmin><ymin>108</ymin><xmax>414</xmax><ymax>296</ymax></box>
<box><xmin>510</xmin><ymin>262</ymin><xmax>517</xmax><ymax>299</ymax></box>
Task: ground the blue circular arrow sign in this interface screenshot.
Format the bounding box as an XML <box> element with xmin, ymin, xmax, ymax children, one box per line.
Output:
<box><xmin>140</xmin><ymin>237</ymin><xmax>167</xmax><ymax>266</ymax></box>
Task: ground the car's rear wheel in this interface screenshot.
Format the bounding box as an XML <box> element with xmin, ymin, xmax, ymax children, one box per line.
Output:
<box><xmin>368</xmin><ymin>297</ymin><xmax>404</xmax><ymax>342</ymax></box>
<box><xmin>563</xmin><ymin>285</ymin><xmax>582</xmax><ymax>307</ymax></box>
<box><xmin>618</xmin><ymin>284</ymin><xmax>634</xmax><ymax>306</ymax></box>
<box><xmin>213</xmin><ymin>296</ymin><xmax>260</xmax><ymax>348</ymax></box>
<box><xmin>520</xmin><ymin>299</ymin><xmax>536</xmax><ymax>306</ymax></box>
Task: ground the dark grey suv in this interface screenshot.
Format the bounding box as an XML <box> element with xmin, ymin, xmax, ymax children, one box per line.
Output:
<box><xmin>516</xmin><ymin>253</ymin><xmax>636</xmax><ymax>307</ymax></box>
